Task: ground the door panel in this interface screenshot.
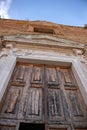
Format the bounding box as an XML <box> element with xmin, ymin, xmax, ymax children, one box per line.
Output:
<box><xmin>62</xmin><ymin>69</ymin><xmax>73</xmax><ymax>85</ymax></box>
<box><xmin>24</xmin><ymin>65</ymin><xmax>44</xmax><ymax>121</ymax></box>
<box><xmin>31</xmin><ymin>65</ymin><xmax>43</xmax><ymax>83</ymax></box>
<box><xmin>60</xmin><ymin>68</ymin><xmax>87</xmax><ymax>122</ymax></box>
<box><xmin>25</xmin><ymin>88</ymin><xmax>43</xmax><ymax>121</ymax></box>
<box><xmin>46</xmin><ymin>66</ymin><xmax>65</xmax><ymax>123</ymax></box>
<box><xmin>0</xmin><ymin>86</ymin><xmax>22</xmax><ymax>119</ymax></box>
<box><xmin>18</xmin><ymin>64</ymin><xmax>44</xmax><ymax>122</ymax></box>
<box><xmin>46</xmin><ymin>67</ymin><xmax>60</xmax><ymax>87</ymax></box>
<box><xmin>48</xmin><ymin>89</ymin><xmax>64</xmax><ymax>122</ymax></box>
<box><xmin>66</xmin><ymin>90</ymin><xmax>86</xmax><ymax>121</ymax></box>
<box><xmin>62</xmin><ymin>68</ymin><xmax>76</xmax><ymax>90</ymax></box>
<box><xmin>12</xmin><ymin>65</ymin><xmax>25</xmax><ymax>83</ymax></box>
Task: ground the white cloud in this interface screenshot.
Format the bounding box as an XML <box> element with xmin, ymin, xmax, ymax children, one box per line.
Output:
<box><xmin>0</xmin><ymin>0</ymin><xmax>12</xmax><ymax>18</ymax></box>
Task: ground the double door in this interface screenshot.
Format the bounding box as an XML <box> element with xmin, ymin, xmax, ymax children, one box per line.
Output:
<box><xmin>0</xmin><ymin>63</ymin><xmax>87</xmax><ymax>130</ymax></box>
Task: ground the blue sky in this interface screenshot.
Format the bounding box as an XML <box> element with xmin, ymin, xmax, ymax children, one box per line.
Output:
<box><xmin>0</xmin><ymin>0</ymin><xmax>87</xmax><ymax>26</ymax></box>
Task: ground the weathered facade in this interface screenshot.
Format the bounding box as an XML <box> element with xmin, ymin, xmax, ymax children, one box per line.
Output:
<box><xmin>0</xmin><ymin>19</ymin><xmax>87</xmax><ymax>130</ymax></box>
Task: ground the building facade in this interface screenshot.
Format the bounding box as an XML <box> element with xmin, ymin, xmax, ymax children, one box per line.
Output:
<box><xmin>0</xmin><ymin>19</ymin><xmax>87</xmax><ymax>130</ymax></box>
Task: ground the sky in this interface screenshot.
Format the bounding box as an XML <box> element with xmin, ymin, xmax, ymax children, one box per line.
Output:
<box><xmin>0</xmin><ymin>0</ymin><xmax>87</xmax><ymax>27</ymax></box>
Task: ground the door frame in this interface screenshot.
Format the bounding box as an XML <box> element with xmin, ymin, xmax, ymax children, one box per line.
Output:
<box><xmin>0</xmin><ymin>55</ymin><xmax>87</xmax><ymax>106</ymax></box>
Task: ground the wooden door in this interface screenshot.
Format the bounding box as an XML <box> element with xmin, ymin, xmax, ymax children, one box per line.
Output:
<box><xmin>46</xmin><ymin>65</ymin><xmax>87</xmax><ymax>130</ymax></box>
<box><xmin>0</xmin><ymin>63</ymin><xmax>87</xmax><ymax>130</ymax></box>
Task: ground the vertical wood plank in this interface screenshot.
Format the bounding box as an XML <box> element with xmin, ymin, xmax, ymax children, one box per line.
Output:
<box><xmin>5</xmin><ymin>89</ymin><xmax>19</xmax><ymax>113</ymax></box>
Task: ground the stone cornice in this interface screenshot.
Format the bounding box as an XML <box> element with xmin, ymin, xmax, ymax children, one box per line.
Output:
<box><xmin>3</xmin><ymin>34</ymin><xmax>85</xmax><ymax>49</ymax></box>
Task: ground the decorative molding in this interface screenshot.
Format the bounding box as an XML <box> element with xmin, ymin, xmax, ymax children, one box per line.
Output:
<box><xmin>1</xmin><ymin>47</ymin><xmax>75</xmax><ymax>59</ymax></box>
<box><xmin>12</xmin><ymin>49</ymin><xmax>32</xmax><ymax>56</ymax></box>
<box><xmin>3</xmin><ymin>34</ymin><xmax>85</xmax><ymax>49</ymax></box>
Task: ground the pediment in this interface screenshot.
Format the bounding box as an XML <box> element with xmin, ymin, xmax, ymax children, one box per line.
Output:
<box><xmin>3</xmin><ymin>34</ymin><xmax>84</xmax><ymax>49</ymax></box>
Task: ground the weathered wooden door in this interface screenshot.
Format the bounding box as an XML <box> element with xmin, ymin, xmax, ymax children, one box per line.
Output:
<box><xmin>45</xmin><ymin>65</ymin><xmax>87</xmax><ymax>130</ymax></box>
<box><xmin>0</xmin><ymin>63</ymin><xmax>87</xmax><ymax>130</ymax></box>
